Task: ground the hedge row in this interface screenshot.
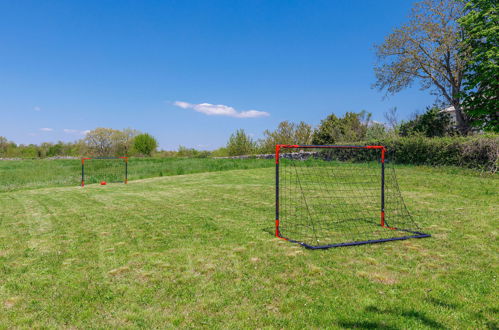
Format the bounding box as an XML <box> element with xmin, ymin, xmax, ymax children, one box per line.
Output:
<box><xmin>359</xmin><ymin>135</ymin><xmax>498</xmax><ymax>172</ymax></box>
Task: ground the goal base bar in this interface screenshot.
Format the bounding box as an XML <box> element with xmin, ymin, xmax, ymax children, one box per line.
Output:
<box><xmin>279</xmin><ymin>230</ymin><xmax>431</xmax><ymax>250</ymax></box>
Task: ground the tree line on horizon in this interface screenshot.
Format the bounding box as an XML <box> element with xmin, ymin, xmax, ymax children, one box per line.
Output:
<box><xmin>219</xmin><ymin>106</ymin><xmax>463</xmax><ymax>156</ymax></box>
<box><xmin>0</xmin><ymin>128</ymin><xmax>158</xmax><ymax>159</ymax></box>
<box><xmin>0</xmin><ymin>104</ymin><xmax>460</xmax><ymax>159</ymax></box>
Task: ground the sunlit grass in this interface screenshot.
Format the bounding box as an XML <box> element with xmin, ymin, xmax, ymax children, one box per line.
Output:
<box><xmin>0</xmin><ymin>165</ymin><xmax>497</xmax><ymax>327</ymax></box>
<box><xmin>0</xmin><ymin>158</ymin><xmax>273</xmax><ymax>192</ymax></box>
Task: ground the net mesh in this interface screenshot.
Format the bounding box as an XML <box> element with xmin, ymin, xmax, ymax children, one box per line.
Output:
<box><xmin>83</xmin><ymin>158</ymin><xmax>126</xmax><ymax>185</ymax></box>
<box><xmin>277</xmin><ymin>147</ymin><xmax>429</xmax><ymax>248</ymax></box>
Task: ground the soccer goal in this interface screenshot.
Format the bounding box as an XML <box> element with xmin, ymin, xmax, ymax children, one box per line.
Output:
<box><xmin>275</xmin><ymin>144</ymin><xmax>430</xmax><ymax>249</ymax></box>
<box><xmin>81</xmin><ymin>157</ymin><xmax>128</xmax><ymax>187</ymax></box>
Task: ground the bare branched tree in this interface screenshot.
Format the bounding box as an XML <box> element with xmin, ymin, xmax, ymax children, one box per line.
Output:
<box><xmin>374</xmin><ymin>0</ymin><xmax>470</xmax><ymax>134</ymax></box>
<box><xmin>384</xmin><ymin>107</ymin><xmax>399</xmax><ymax>130</ymax></box>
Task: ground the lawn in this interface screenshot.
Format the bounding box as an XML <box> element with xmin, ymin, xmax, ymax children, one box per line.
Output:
<box><xmin>0</xmin><ymin>157</ymin><xmax>273</xmax><ymax>192</ymax></box>
<box><xmin>0</xmin><ymin>164</ymin><xmax>497</xmax><ymax>327</ymax></box>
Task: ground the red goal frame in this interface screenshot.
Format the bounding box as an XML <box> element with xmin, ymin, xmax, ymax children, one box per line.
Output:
<box><xmin>274</xmin><ymin>144</ymin><xmax>430</xmax><ymax>249</ymax></box>
<box><xmin>81</xmin><ymin>157</ymin><xmax>128</xmax><ymax>187</ymax></box>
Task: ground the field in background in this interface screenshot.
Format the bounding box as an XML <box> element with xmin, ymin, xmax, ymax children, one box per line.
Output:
<box><xmin>0</xmin><ymin>164</ymin><xmax>497</xmax><ymax>327</ymax></box>
<box><xmin>0</xmin><ymin>158</ymin><xmax>273</xmax><ymax>192</ymax></box>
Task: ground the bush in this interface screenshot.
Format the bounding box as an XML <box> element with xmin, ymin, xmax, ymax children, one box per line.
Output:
<box><xmin>176</xmin><ymin>146</ymin><xmax>210</xmax><ymax>158</ymax></box>
<box><xmin>312</xmin><ymin>111</ymin><xmax>370</xmax><ymax>144</ymax></box>
<box><xmin>399</xmin><ymin>107</ymin><xmax>455</xmax><ymax>137</ymax></box>
<box><xmin>133</xmin><ymin>133</ymin><xmax>158</xmax><ymax>157</ymax></box>
<box><xmin>226</xmin><ymin>129</ymin><xmax>256</xmax><ymax>156</ymax></box>
<box><xmin>360</xmin><ymin>135</ymin><xmax>498</xmax><ymax>172</ymax></box>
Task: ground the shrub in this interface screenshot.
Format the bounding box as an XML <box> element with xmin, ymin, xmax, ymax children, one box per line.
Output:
<box><xmin>361</xmin><ymin>135</ymin><xmax>498</xmax><ymax>172</ymax></box>
<box><xmin>133</xmin><ymin>133</ymin><xmax>158</xmax><ymax>157</ymax></box>
<box><xmin>399</xmin><ymin>107</ymin><xmax>455</xmax><ymax>137</ymax></box>
<box><xmin>226</xmin><ymin>129</ymin><xmax>256</xmax><ymax>156</ymax></box>
<box><xmin>176</xmin><ymin>146</ymin><xmax>210</xmax><ymax>158</ymax></box>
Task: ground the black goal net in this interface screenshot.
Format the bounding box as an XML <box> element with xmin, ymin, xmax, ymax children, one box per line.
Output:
<box><xmin>81</xmin><ymin>157</ymin><xmax>128</xmax><ymax>186</ymax></box>
<box><xmin>275</xmin><ymin>145</ymin><xmax>430</xmax><ymax>249</ymax></box>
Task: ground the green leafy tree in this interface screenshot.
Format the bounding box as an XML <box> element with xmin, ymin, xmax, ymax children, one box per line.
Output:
<box><xmin>0</xmin><ymin>136</ymin><xmax>10</xmax><ymax>156</ymax></box>
<box><xmin>399</xmin><ymin>107</ymin><xmax>455</xmax><ymax>137</ymax></box>
<box><xmin>366</xmin><ymin>122</ymin><xmax>388</xmax><ymax>140</ymax></box>
<box><xmin>176</xmin><ymin>146</ymin><xmax>210</xmax><ymax>158</ymax></box>
<box><xmin>374</xmin><ymin>0</ymin><xmax>470</xmax><ymax>134</ymax></box>
<box><xmin>259</xmin><ymin>121</ymin><xmax>313</xmax><ymax>153</ymax></box>
<box><xmin>459</xmin><ymin>0</ymin><xmax>499</xmax><ymax>132</ymax></box>
<box><xmin>133</xmin><ymin>133</ymin><xmax>158</xmax><ymax>156</ymax></box>
<box><xmin>294</xmin><ymin>121</ymin><xmax>314</xmax><ymax>145</ymax></box>
<box><xmin>226</xmin><ymin>129</ymin><xmax>256</xmax><ymax>156</ymax></box>
<box><xmin>312</xmin><ymin>111</ymin><xmax>371</xmax><ymax>144</ymax></box>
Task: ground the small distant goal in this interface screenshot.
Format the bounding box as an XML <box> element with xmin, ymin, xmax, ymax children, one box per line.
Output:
<box><xmin>81</xmin><ymin>157</ymin><xmax>128</xmax><ymax>187</ymax></box>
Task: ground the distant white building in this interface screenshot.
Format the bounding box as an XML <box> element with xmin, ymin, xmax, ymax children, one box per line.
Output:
<box><xmin>440</xmin><ymin>105</ymin><xmax>457</xmax><ymax>125</ymax></box>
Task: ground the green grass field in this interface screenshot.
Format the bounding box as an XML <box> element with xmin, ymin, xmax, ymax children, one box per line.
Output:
<box><xmin>0</xmin><ymin>162</ymin><xmax>497</xmax><ymax>327</ymax></box>
<box><xmin>0</xmin><ymin>158</ymin><xmax>273</xmax><ymax>192</ymax></box>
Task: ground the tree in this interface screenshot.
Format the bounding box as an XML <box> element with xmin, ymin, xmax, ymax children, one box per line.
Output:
<box><xmin>374</xmin><ymin>0</ymin><xmax>470</xmax><ymax>134</ymax></box>
<box><xmin>133</xmin><ymin>133</ymin><xmax>158</xmax><ymax>156</ymax></box>
<box><xmin>176</xmin><ymin>146</ymin><xmax>210</xmax><ymax>158</ymax></box>
<box><xmin>0</xmin><ymin>136</ymin><xmax>10</xmax><ymax>156</ymax></box>
<box><xmin>85</xmin><ymin>128</ymin><xmax>117</xmax><ymax>156</ymax></box>
<box><xmin>294</xmin><ymin>122</ymin><xmax>314</xmax><ymax>145</ymax></box>
<box><xmin>384</xmin><ymin>107</ymin><xmax>399</xmax><ymax>131</ymax></box>
<box><xmin>85</xmin><ymin>128</ymin><xmax>140</xmax><ymax>156</ymax></box>
<box><xmin>399</xmin><ymin>107</ymin><xmax>455</xmax><ymax>137</ymax></box>
<box><xmin>226</xmin><ymin>129</ymin><xmax>256</xmax><ymax>156</ymax></box>
<box><xmin>312</xmin><ymin>111</ymin><xmax>371</xmax><ymax>144</ymax></box>
<box><xmin>114</xmin><ymin>128</ymin><xmax>140</xmax><ymax>156</ymax></box>
<box><xmin>459</xmin><ymin>0</ymin><xmax>499</xmax><ymax>132</ymax></box>
<box><xmin>259</xmin><ymin>121</ymin><xmax>313</xmax><ymax>153</ymax></box>
<box><xmin>366</xmin><ymin>122</ymin><xmax>388</xmax><ymax>140</ymax></box>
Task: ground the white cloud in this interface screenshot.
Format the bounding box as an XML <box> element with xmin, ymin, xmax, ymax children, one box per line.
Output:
<box><xmin>173</xmin><ymin>101</ymin><xmax>270</xmax><ymax>118</ymax></box>
<box><xmin>34</xmin><ymin>106</ymin><xmax>41</xmax><ymax>111</ymax></box>
<box><xmin>63</xmin><ymin>129</ymin><xmax>89</xmax><ymax>136</ymax></box>
<box><xmin>40</xmin><ymin>128</ymin><xmax>53</xmax><ymax>132</ymax></box>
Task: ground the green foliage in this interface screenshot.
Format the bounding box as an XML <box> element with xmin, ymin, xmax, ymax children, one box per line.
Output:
<box><xmin>133</xmin><ymin>133</ymin><xmax>158</xmax><ymax>157</ymax></box>
<box><xmin>0</xmin><ymin>129</ymin><xmax>142</xmax><ymax>159</ymax></box>
<box><xmin>459</xmin><ymin>0</ymin><xmax>499</xmax><ymax>132</ymax></box>
<box><xmin>399</xmin><ymin>107</ymin><xmax>455</xmax><ymax>137</ymax></box>
<box><xmin>176</xmin><ymin>145</ymin><xmax>210</xmax><ymax>158</ymax></box>
<box><xmin>0</xmin><ymin>137</ymin><xmax>10</xmax><ymax>155</ymax></box>
<box><xmin>0</xmin><ymin>137</ymin><xmax>82</xmax><ymax>158</ymax></box>
<box><xmin>211</xmin><ymin>147</ymin><xmax>229</xmax><ymax>157</ymax></box>
<box><xmin>226</xmin><ymin>129</ymin><xmax>256</xmax><ymax>156</ymax></box>
<box><xmin>85</xmin><ymin>128</ymin><xmax>140</xmax><ymax>157</ymax></box>
<box><xmin>366</xmin><ymin>122</ymin><xmax>388</xmax><ymax>140</ymax></box>
<box><xmin>361</xmin><ymin>135</ymin><xmax>498</xmax><ymax>172</ymax></box>
<box><xmin>259</xmin><ymin>121</ymin><xmax>313</xmax><ymax>153</ymax></box>
<box><xmin>312</xmin><ymin>111</ymin><xmax>370</xmax><ymax>144</ymax></box>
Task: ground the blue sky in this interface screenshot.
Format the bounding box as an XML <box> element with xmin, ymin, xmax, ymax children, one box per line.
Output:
<box><xmin>0</xmin><ymin>0</ymin><xmax>436</xmax><ymax>150</ymax></box>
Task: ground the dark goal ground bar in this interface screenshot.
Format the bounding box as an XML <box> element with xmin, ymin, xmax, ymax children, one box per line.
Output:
<box><xmin>282</xmin><ymin>230</ymin><xmax>431</xmax><ymax>250</ymax></box>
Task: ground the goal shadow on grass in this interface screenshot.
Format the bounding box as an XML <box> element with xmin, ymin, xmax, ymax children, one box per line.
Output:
<box><xmin>337</xmin><ymin>305</ymin><xmax>445</xmax><ymax>329</ymax></box>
